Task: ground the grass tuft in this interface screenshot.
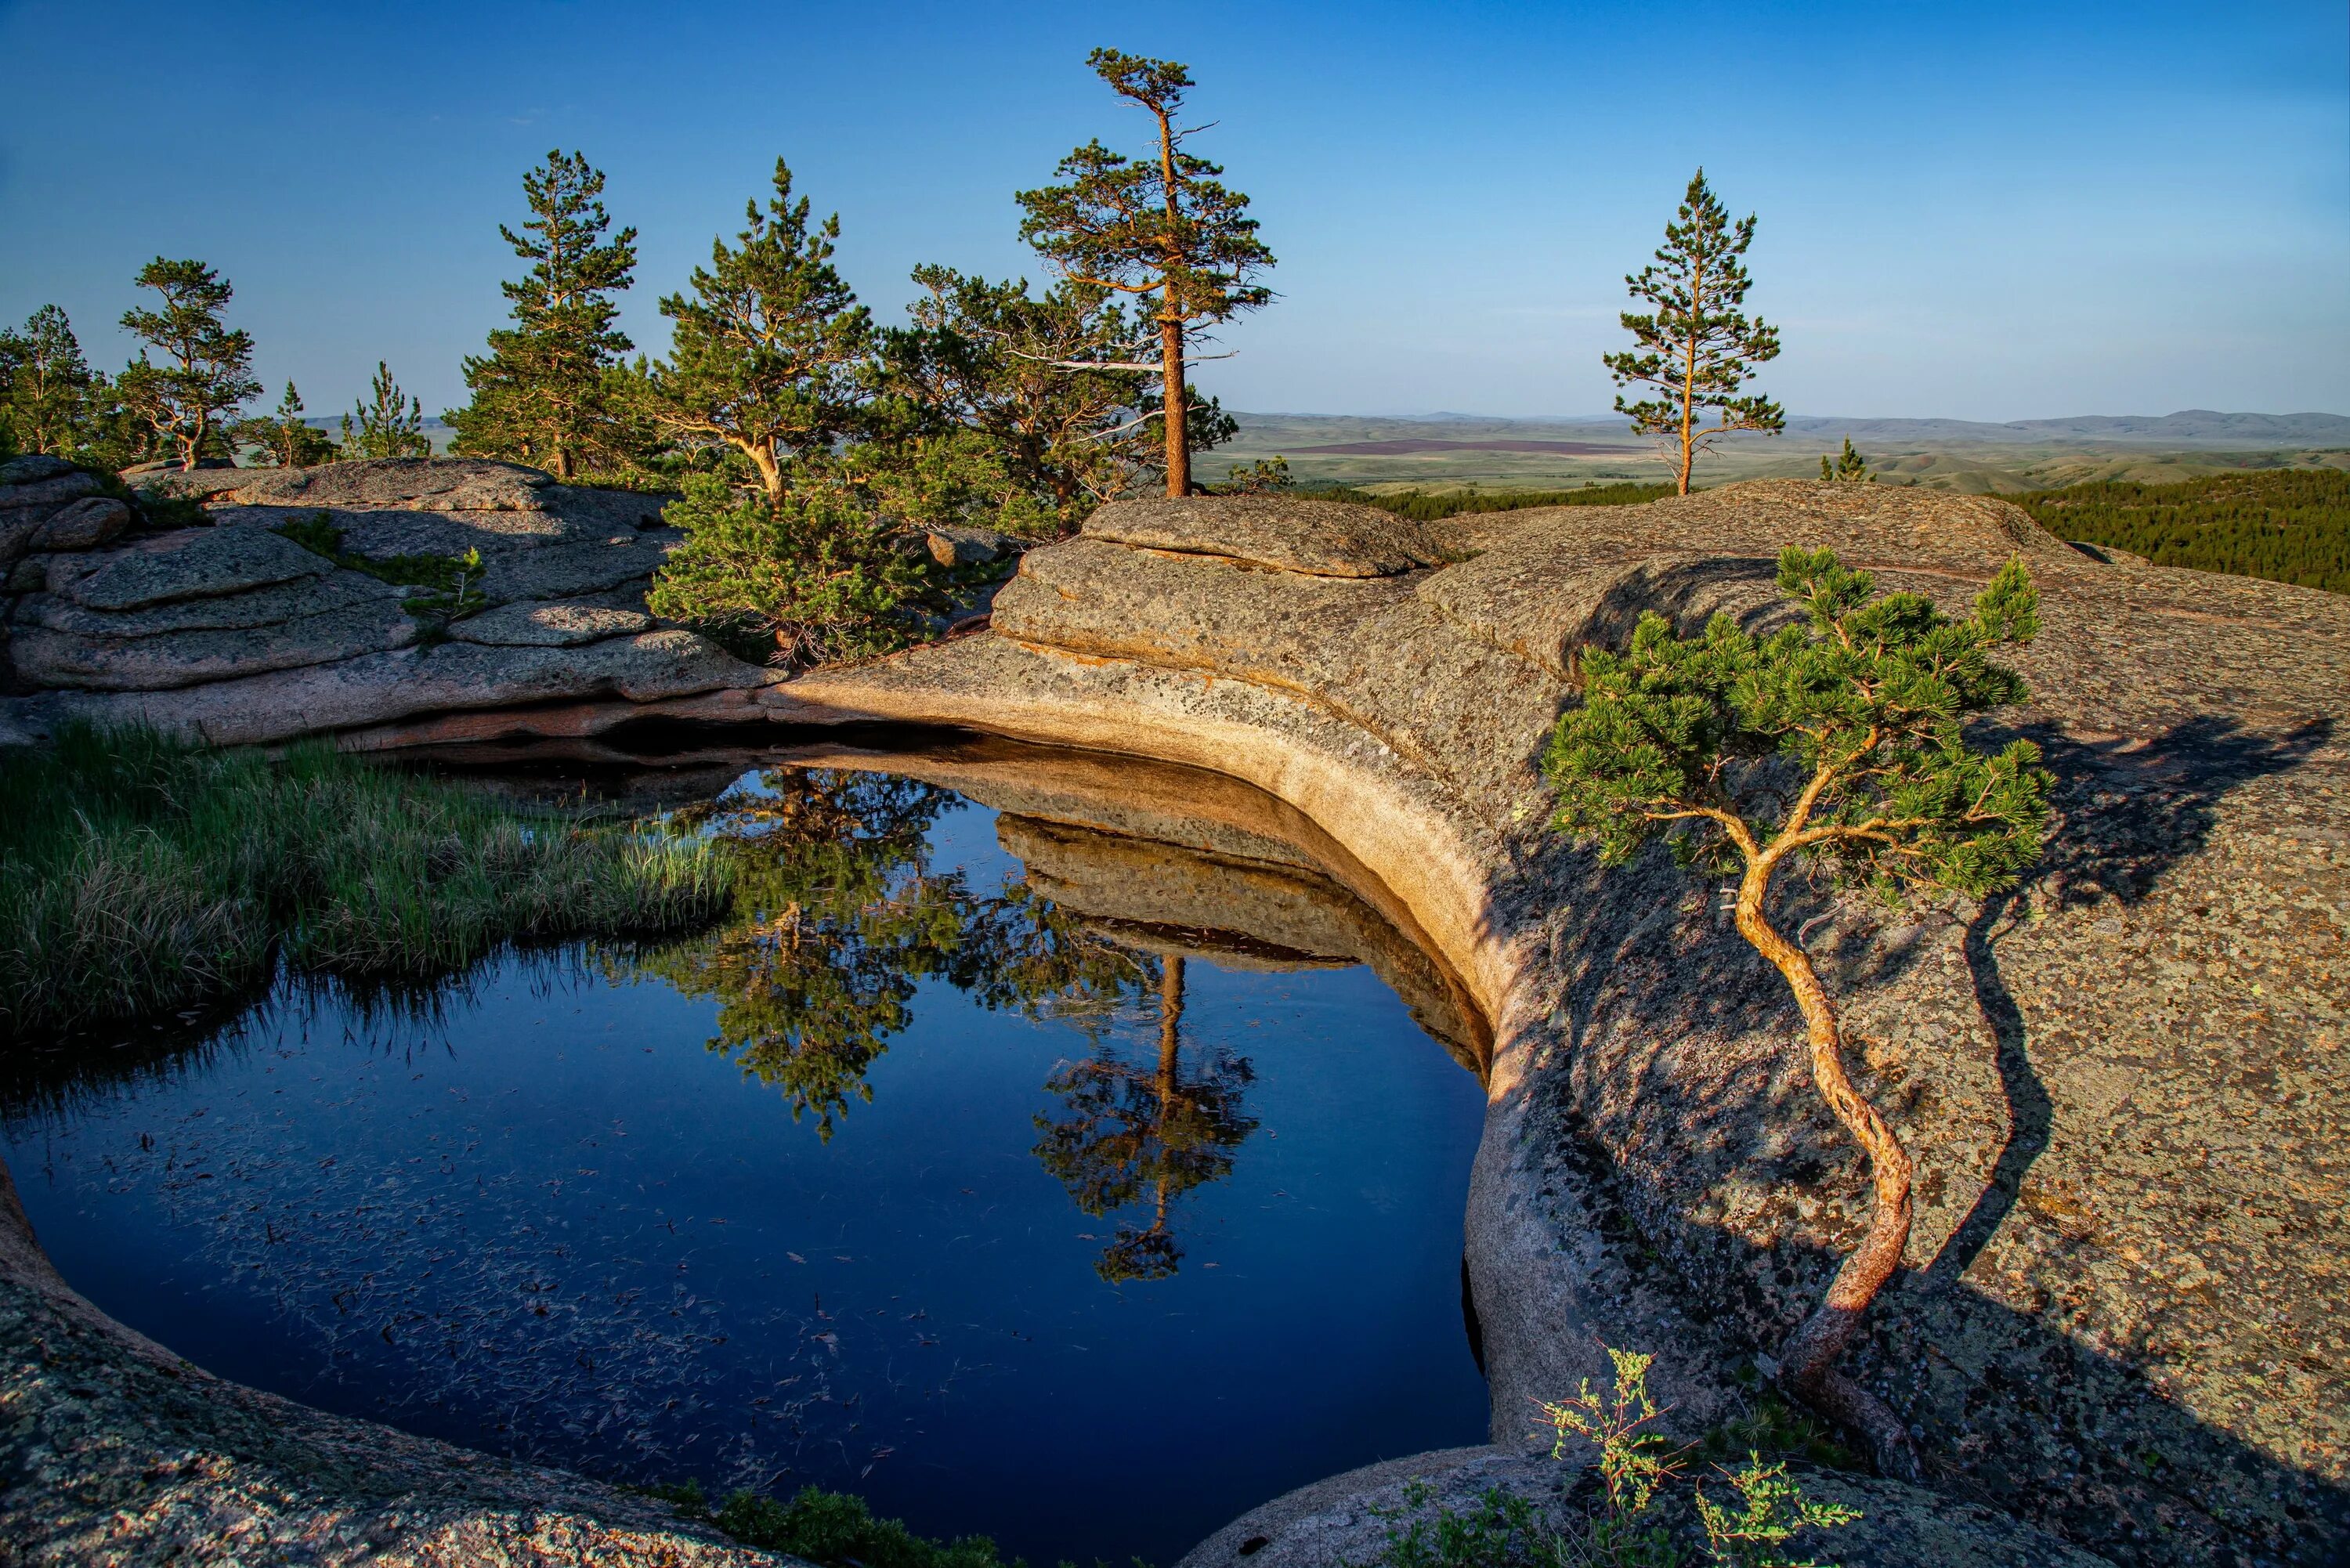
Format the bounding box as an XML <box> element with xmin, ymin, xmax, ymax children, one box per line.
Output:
<box><xmin>653</xmin><ymin>1480</ymin><xmax>1019</xmax><ymax>1568</ymax></box>
<box><xmin>0</xmin><ymin>724</ymin><xmax>730</xmax><ymax>1039</ymax></box>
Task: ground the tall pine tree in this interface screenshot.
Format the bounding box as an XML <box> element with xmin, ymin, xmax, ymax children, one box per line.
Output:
<box><xmin>449</xmin><ymin>150</ymin><xmax>638</xmax><ymax>479</ymax></box>
<box><xmin>642</xmin><ymin>159</ymin><xmax>873</xmax><ymax>502</ymax></box>
<box><xmin>1603</xmin><ymin>169</ymin><xmax>1783</xmax><ymax>496</ymax></box>
<box><xmin>1018</xmin><ymin>49</ymin><xmax>1273</xmax><ymax>497</ymax></box>
<box><xmin>118</xmin><ymin>259</ymin><xmax>260</xmax><ymax>471</ymax></box>
<box><xmin>0</xmin><ymin>306</ymin><xmax>102</xmax><ymax>458</ymax></box>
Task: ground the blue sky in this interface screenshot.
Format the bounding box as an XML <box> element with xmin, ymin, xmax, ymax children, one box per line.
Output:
<box><xmin>3</xmin><ymin>1</ymin><xmax>2343</xmax><ymax>421</ymax></box>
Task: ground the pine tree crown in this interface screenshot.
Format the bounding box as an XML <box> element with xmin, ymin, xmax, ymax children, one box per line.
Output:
<box><xmin>1603</xmin><ymin>169</ymin><xmax>1783</xmax><ymax>445</ymax></box>
<box><xmin>1545</xmin><ymin>547</ymin><xmax>2053</xmax><ymax>901</ymax></box>
<box><xmin>1016</xmin><ymin>51</ymin><xmax>1274</xmax><ymax>326</ymax></box>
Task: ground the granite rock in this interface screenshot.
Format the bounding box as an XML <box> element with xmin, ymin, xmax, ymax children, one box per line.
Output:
<box><xmin>9</xmin><ymin>598</ymin><xmax>418</xmax><ymax>691</ymax></box>
<box><xmin>1082</xmin><ymin>493</ymin><xmax>1450</xmax><ymax>576</ymax></box>
<box><xmin>450</xmin><ymin>599</ymin><xmax>657</xmax><ymax>647</ymax></box>
<box><xmin>13</xmin><ymin>570</ymin><xmax>405</xmax><ymax>637</ymax></box>
<box><xmin>30</xmin><ymin>495</ymin><xmax>133</xmax><ymax>551</ymax></box>
<box><xmin>63</xmin><ymin>527</ymin><xmax>330</xmax><ymax>610</ymax></box>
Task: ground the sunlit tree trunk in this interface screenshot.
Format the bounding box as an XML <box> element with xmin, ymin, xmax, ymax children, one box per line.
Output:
<box><xmin>1733</xmin><ymin>862</ymin><xmax>1922</xmax><ymax>1480</ymax></box>
<box><xmin>1153</xmin><ymin>103</ymin><xmax>1191</xmax><ymax>497</ymax></box>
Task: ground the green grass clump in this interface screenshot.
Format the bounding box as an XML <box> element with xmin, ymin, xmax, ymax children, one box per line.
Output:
<box><xmin>654</xmin><ymin>1481</ymin><xmax>1015</xmax><ymax>1568</ymax></box>
<box><xmin>0</xmin><ymin>724</ymin><xmax>730</xmax><ymax>1039</ymax></box>
<box><xmin>1300</xmin><ymin>482</ymin><xmax>1675</xmax><ymax>521</ymax></box>
<box><xmin>2007</xmin><ymin>468</ymin><xmax>2350</xmax><ymax>594</ymax></box>
<box><xmin>274</xmin><ymin>510</ymin><xmax>490</xmax><ymax>618</ymax></box>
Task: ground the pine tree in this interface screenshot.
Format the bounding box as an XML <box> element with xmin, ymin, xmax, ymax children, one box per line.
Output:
<box><xmin>0</xmin><ymin>306</ymin><xmax>102</xmax><ymax>457</ymax></box>
<box><xmin>885</xmin><ymin>266</ymin><xmax>1155</xmax><ymax>527</ymax></box>
<box><xmin>1820</xmin><ymin>437</ymin><xmax>1873</xmax><ymax>482</ymax></box>
<box><xmin>237</xmin><ymin>381</ymin><xmax>337</xmax><ymax>468</ymax></box>
<box><xmin>341</xmin><ymin>363</ymin><xmax>432</xmax><ymax>460</ymax></box>
<box><xmin>1542</xmin><ymin>548</ymin><xmax>2052</xmax><ymax>1476</ymax></box>
<box><xmin>117</xmin><ymin>258</ymin><xmax>261</xmax><ymax>471</ymax></box>
<box><xmin>642</xmin><ymin>159</ymin><xmax>873</xmax><ymax>502</ymax></box>
<box><xmin>1018</xmin><ymin>49</ymin><xmax>1274</xmax><ymax>497</ymax></box>
<box><xmin>1604</xmin><ymin>170</ymin><xmax>1783</xmax><ymax>496</ymax></box>
<box><xmin>448</xmin><ymin>150</ymin><xmax>638</xmax><ymax>479</ymax></box>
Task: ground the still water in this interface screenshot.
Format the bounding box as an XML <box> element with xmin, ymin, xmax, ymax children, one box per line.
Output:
<box><xmin>2</xmin><ymin>747</ymin><xmax>1491</xmax><ymax>1565</ymax></box>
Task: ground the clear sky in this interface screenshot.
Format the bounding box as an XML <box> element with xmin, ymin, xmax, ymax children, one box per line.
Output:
<box><xmin>3</xmin><ymin>1</ymin><xmax>2343</xmax><ymax>423</ymax></box>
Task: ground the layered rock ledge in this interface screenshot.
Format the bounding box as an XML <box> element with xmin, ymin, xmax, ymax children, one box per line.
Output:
<box><xmin>3</xmin><ymin>475</ymin><xmax>2345</xmax><ymax>1566</ymax></box>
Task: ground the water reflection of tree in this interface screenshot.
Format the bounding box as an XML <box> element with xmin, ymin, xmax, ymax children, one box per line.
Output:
<box><xmin>1032</xmin><ymin>956</ymin><xmax>1257</xmax><ymax>1282</ymax></box>
<box><xmin>629</xmin><ymin>769</ymin><xmax>1148</xmax><ymax>1137</ymax></box>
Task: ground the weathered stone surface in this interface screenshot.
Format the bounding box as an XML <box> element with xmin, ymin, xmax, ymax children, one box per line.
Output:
<box><xmin>0</xmin><ymin>470</ymin><xmax>100</xmax><ymax>512</ymax></box>
<box><xmin>63</xmin><ymin>526</ymin><xmax>329</xmax><ymax>610</ymax></box>
<box><xmin>475</xmin><ymin>531</ymin><xmax>678</xmax><ymax>603</ymax></box>
<box><xmin>451</xmin><ymin>599</ymin><xmax>656</xmax><ymax>646</ymax></box>
<box><xmin>9</xmin><ymin>598</ymin><xmax>417</xmax><ymax>691</ymax></box>
<box><xmin>13</xmin><ymin>569</ymin><xmax>404</xmax><ymax>637</ymax></box>
<box><xmin>3</xmin><ymin>475</ymin><xmax>2344</xmax><ymax>1566</ymax></box>
<box><xmin>21</xmin><ymin>629</ymin><xmax>779</xmax><ymax>746</ymax></box>
<box><xmin>30</xmin><ymin>495</ymin><xmax>132</xmax><ymax>551</ymax></box>
<box><xmin>0</xmin><ymin>454</ymin><xmax>76</xmax><ymax>486</ymax></box>
<box><xmin>1083</xmin><ymin>493</ymin><xmax>1449</xmax><ymax>576</ymax></box>
<box><xmin>139</xmin><ymin>456</ymin><xmax>558</xmax><ymax>512</ymax></box>
<box><xmin>0</xmin><ymin>472</ymin><xmax>106</xmax><ymax>569</ymax></box>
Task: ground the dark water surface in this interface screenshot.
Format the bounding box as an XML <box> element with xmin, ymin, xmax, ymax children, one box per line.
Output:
<box><xmin>2</xmin><ymin>750</ymin><xmax>1490</xmax><ymax>1565</ymax></box>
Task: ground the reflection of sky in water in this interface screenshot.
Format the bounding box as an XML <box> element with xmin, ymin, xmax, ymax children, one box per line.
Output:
<box><xmin>2</xmin><ymin>783</ymin><xmax>1488</xmax><ymax>1566</ymax></box>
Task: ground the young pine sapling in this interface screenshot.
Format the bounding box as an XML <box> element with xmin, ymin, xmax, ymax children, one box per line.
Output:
<box><xmin>1543</xmin><ymin>547</ymin><xmax>2052</xmax><ymax>1476</ymax></box>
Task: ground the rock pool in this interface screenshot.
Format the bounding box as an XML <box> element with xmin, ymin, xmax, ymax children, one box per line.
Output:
<box><xmin>1</xmin><ymin>740</ymin><xmax>1491</xmax><ymax>1565</ymax></box>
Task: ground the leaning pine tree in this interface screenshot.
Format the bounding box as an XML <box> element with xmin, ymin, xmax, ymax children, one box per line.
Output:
<box><xmin>1604</xmin><ymin>169</ymin><xmax>1782</xmax><ymax>496</ymax></box>
<box><xmin>1018</xmin><ymin>49</ymin><xmax>1273</xmax><ymax>497</ymax></box>
<box><xmin>1543</xmin><ymin>547</ymin><xmax>2054</xmax><ymax>1476</ymax></box>
<box><xmin>644</xmin><ymin>159</ymin><xmax>874</xmax><ymax>503</ymax></box>
<box><xmin>117</xmin><ymin>258</ymin><xmax>261</xmax><ymax>471</ymax></box>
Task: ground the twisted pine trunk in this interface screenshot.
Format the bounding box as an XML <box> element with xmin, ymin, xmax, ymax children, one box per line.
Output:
<box><xmin>1734</xmin><ymin>872</ymin><xmax>1923</xmax><ymax>1481</ymax></box>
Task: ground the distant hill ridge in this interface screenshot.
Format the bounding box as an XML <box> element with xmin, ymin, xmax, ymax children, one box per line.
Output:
<box><xmin>1231</xmin><ymin>410</ymin><xmax>2350</xmax><ymax>448</ymax></box>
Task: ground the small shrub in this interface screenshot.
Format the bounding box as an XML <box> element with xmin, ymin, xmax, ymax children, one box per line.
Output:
<box><xmin>1693</xmin><ymin>1458</ymin><xmax>1860</xmax><ymax>1568</ymax></box>
<box><xmin>648</xmin><ymin>469</ymin><xmax>950</xmax><ymax>668</ymax></box>
<box><xmin>1363</xmin><ymin>1349</ymin><xmax>1856</xmax><ymax>1568</ymax></box>
<box><xmin>655</xmin><ymin>1480</ymin><xmax>1012</xmax><ymax>1568</ymax></box>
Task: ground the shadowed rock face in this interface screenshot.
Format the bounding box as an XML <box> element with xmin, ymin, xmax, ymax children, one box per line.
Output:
<box><xmin>779</xmin><ymin>481</ymin><xmax>2349</xmax><ymax>1567</ymax></box>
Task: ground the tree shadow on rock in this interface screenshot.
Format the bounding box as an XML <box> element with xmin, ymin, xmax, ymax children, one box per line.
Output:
<box><xmin>1496</xmin><ymin>711</ymin><xmax>2346</xmax><ymax>1567</ymax></box>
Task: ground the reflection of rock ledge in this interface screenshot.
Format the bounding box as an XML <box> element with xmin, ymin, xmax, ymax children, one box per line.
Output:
<box><xmin>998</xmin><ymin>813</ymin><xmax>1482</xmax><ymax>1065</ymax></box>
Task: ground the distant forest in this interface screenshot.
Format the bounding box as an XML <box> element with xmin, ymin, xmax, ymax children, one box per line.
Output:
<box><xmin>2009</xmin><ymin>469</ymin><xmax>2349</xmax><ymax>595</ymax></box>
<box><xmin>1306</xmin><ymin>482</ymin><xmax>1674</xmax><ymax>520</ymax></box>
